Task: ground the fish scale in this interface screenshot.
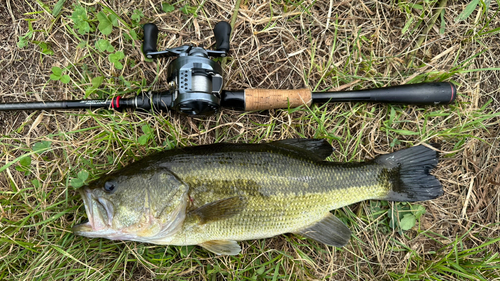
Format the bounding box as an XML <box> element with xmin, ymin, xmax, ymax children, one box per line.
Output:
<box><xmin>163</xmin><ymin>153</ymin><xmax>389</xmax><ymax>245</ymax></box>
<box><xmin>73</xmin><ymin>139</ymin><xmax>442</xmax><ymax>255</ymax></box>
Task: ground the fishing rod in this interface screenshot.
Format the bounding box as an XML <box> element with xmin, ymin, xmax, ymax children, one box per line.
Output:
<box><xmin>0</xmin><ymin>22</ymin><xmax>457</xmax><ymax>116</ymax></box>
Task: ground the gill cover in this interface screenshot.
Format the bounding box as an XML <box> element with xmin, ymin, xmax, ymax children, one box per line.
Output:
<box><xmin>73</xmin><ymin>167</ymin><xmax>189</xmax><ymax>242</ymax></box>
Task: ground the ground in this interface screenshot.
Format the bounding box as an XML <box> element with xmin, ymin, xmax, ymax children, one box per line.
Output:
<box><xmin>0</xmin><ymin>0</ymin><xmax>499</xmax><ymax>280</ymax></box>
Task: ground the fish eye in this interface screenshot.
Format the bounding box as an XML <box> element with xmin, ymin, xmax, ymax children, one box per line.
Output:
<box><xmin>104</xmin><ymin>182</ymin><xmax>116</xmax><ymax>192</ymax></box>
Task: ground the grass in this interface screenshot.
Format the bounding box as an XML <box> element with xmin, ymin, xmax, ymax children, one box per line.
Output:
<box><xmin>1</xmin><ymin>0</ymin><xmax>500</xmax><ymax>280</ymax></box>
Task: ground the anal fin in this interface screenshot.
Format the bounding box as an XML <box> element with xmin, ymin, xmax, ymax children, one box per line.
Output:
<box><xmin>199</xmin><ymin>240</ymin><xmax>241</xmax><ymax>255</ymax></box>
<box><xmin>296</xmin><ymin>213</ymin><xmax>351</xmax><ymax>247</ymax></box>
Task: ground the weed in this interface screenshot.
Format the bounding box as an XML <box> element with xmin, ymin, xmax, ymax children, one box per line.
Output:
<box><xmin>70</xmin><ymin>5</ymin><xmax>92</xmax><ymax>35</ymax></box>
<box><xmin>32</xmin><ymin>141</ymin><xmax>51</xmax><ymax>153</ymax></box>
<box><xmin>17</xmin><ymin>30</ymin><xmax>33</xmax><ymax>49</ymax></box>
<box><xmin>35</xmin><ymin>41</ymin><xmax>54</xmax><ymax>55</ymax></box>
<box><xmin>97</xmin><ymin>11</ymin><xmax>115</xmax><ymax>35</ymax></box>
<box><xmin>71</xmin><ymin>170</ymin><xmax>89</xmax><ymax>189</ymax></box>
<box><xmin>138</xmin><ymin>124</ymin><xmax>154</xmax><ymax>146</ymax></box>
<box><xmin>108</xmin><ymin>51</ymin><xmax>125</xmax><ymax>69</ymax></box>
<box><xmin>15</xmin><ymin>156</ymin><xmax>32</xmax><ymax>176</ymax></box>
<box><xmin>455</xmin><ymin>0</ymin><xmax>492</xmax><ymax>22</ymax></box>
<box><xmin>389</xmin><ymin>203</ymin><xmax>427</xmax><ymax>232</ymax></box>
<box><xmin>52</xmin><ymin>0</ymin><xmax>66</xmax><ymax>17</ymax></box>
<box><xmin>162</xmin><ymin>3</ymin><xmax>175</xmax><ymax>13</ymax></box>
<box><xmin>180</xmin><ymin>5</ymin><xmax>198</xmax><ymax>17</ymax></box>
<box><xmin>131</xmin><ymin>9</ymin><xmax>144</xmax><ymax>23</ymax></box>
<box><xmin>95</xmin><ymin>39</ymin><xmax>115</xmax><ymax>53</ymax></box>
<box><xmin>49</xmin><ymin>66</ymin><xmax>71</xmax><ymax>84</ymax></box>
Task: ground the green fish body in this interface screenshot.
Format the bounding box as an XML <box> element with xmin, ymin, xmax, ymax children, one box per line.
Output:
<box><xmin>73</xmin><ymin>139</ymin><xmax>442</xmax><ymax>255</ymax></box>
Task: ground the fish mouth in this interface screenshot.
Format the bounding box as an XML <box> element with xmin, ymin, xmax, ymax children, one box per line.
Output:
<box><xmin>73</xmin><ymin>188</ymin><xmax>114</xmax><ymax>237</ymax></box>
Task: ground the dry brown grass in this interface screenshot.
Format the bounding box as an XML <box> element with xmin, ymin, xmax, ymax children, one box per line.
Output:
<box><xmin>1</xmin><ymin>0</ymin><xmax>499</xmax><ymax>280</ymax></box>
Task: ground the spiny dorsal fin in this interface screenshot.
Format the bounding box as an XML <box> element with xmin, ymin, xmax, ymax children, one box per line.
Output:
<box><xmin>270</xmin><ymin>139</ymin><xmax>334</xmax><ymax>161</ymax></box>
<box><xmin>296</xmin><ymin>213</ymin><xmax>351</xmax><ymax>247</ymax></box>
<box><xmin>191</xmin><ymin>196</ymin><xmax>246</xmax><ymax>224</ymax></box>
<box><xmin>199</xmin><ymin>240</ymin><xmax>241</xmax><ymax>255</ymax></box>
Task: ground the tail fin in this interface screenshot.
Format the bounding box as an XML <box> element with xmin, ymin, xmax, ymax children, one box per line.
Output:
<box><xmin>375</xmin><ymin>144</ymin><xmax>443</xmax><ymax>201</ymax></box>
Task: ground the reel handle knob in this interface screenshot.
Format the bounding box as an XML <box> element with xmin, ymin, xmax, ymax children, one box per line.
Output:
<box><xmin>213</xmin><ymin>21</ymin><xmax>231</xmax><ymax>54</ymax></box>
<box><xmin>143</xmin><ymin>23</ymin><xmax>159</xmax><ymax>58</ymax></box>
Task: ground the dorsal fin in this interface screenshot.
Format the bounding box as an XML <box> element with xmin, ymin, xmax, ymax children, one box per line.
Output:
<box><xmin>269</xmin><ymin>139</ymin><xmax>334</xmax><ymax>161</ymax></box>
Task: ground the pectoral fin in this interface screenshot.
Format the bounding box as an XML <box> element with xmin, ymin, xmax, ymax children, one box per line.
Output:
<box><xmin>296</xmin><ymin>213</ymin><xmax>351</xmax><ymax>247</ymax></box>
<box><xmin>191</xmin><ymin>196</ymin><xmax>246</xmax><ymax>224</ymax></box>
<box><xmin>199</xmin><ymin>240</ymin><xmax>241</xmax><ymax>255</ymax></box>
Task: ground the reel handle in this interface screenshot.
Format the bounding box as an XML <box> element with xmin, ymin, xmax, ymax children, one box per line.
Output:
<box><xmin>142</xmin><ymin>22</ymin><xmax>230</xmax><ymax>58</ymax></box>
<box><xmin>213</xmin><ymin>21</ymin><xmax>231</xmax><ymax>53</ymax></box>
<box><xmin>143</xmin><ymin>23</ymin><xmax>159</xmax><ymax>58</ymax></box>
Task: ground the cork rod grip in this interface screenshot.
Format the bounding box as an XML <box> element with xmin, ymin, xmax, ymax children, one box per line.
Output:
<box><xmin>244</xmin><ymin>89</ymin><xmax>312</xmax><ymax>111</ymax></box>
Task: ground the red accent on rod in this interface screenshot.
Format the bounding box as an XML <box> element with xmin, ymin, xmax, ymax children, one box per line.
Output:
<box><xmin>115</xmin><ymin>96</ymin><xmax>121</xmax><ymax>108</ymax></box>
<box><xmin>110</xmin><ymin>96</ymin><xmax>121</xmax><ymax>109</ymax></box>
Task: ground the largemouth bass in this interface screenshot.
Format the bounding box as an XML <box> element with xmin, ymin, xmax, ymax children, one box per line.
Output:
<box><xmin>73</xmin><ymin>139</ymin><xmax>442</xmax><ymax>255</ymax></box>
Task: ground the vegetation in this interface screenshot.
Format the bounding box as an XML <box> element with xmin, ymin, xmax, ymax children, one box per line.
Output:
<box><xmin>1</xmin><ymin>0</ymin><xmax>499</xmax><ymax>280</ymax></box>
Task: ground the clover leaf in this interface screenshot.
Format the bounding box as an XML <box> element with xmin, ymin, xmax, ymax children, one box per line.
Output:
<box><xmin>96</xmin><ymin>39</ymin><xmax>115</xmax><ymax>52</ymax></box>
<box><xmin>131</xmin><ymin>9</ymin><xmax>144</xmax><ymax>23</ymax></box>
<box><xmin>180</xmin><ymin>5</ymin><xmax>197</xmax><ymax>17</ymax></box>
<box><xmin>108</xmin><ymin>51</ymin><xmax>125</xmax><ymax>69</ymax></box>
<box><xmin>162</xmin><ymin>3</ymin><xmax>175</xmax><ymax>13</ymax></box>
<box><xmin>49</xmin><ymin>66</ymin><xmax>70</xmax><ymax>84</ymax></box>
<box><xmin>97</xmin><ymin>11</ymin><xmax>113</xmax><ymax>35</ymax></box>
<box><xmin>38</xmin><ymin>42</ymin><xmax>54</xmax><ymax>55</ymax></box>
<box><xmin>17</xmin><ymin>30</ymin><xmax>33</xmax><ymax>49</ymax></box>
<box><xmin>71</xmin><ymin>170</ymin><xmax>89</xmax><ymax>188</ymax></box>
<box><xmin>32</xmin><ymin>141</ymin><xmax>51</xmax><ymax>153</ymax></box>
<box><xmin>71</xmin><ymin>5</ymin><xmax>91</xmax><ymax>35</ymax></box>
<box><xmin>400</xmin><ymin>214</ymin><xmax>417</xmax><ymax>231</ymax></box>
<box><xmin>138</xmin><ymin>124</ymin><xmax>154</xmax><ymax>145</ymax></box>
<box><xmin>85</xmin><ymin>76</ymin><xmax>104</xmax><ymax>97</ymax></box>
<box><xmin>16</xmin><ymin>156</ymin><xmax>32</xmax><ymax>176</ymax></box>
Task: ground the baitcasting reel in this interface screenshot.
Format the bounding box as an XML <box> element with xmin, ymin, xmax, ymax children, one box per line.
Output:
<box><xmin>142</xmin><ymin>22</ymin><xmax>231</xmax><ymax>116</ymax></box>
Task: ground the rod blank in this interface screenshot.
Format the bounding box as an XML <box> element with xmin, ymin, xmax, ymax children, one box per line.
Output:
<box><xmin>0</xmin><ymin>100</ymin><xmax>110</xmax><ymax>111</ymax></box>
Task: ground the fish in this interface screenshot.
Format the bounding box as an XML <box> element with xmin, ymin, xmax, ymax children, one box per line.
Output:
<box><xmin>73</xmin><ymin>139</ymin><xmax>443</xmax><ymax>255</ymax></box>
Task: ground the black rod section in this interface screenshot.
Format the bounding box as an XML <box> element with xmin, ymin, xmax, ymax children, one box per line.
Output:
<box><xmin>0</xmin><ymin>100</ymin><xmax>111</xmax><ymax>111</ymax></box>
<box><xmin>0</xmin><ymin>91</ymin><xmax>174</xmax><ymax>112</ymax></box>
<box><xmin>221</xmin><ymin>90</ymin><xmax>244</xmax><ymax>110</ymax></box>
<box><xmin>312</xmin><ymin>82</ymin><xmax>456</xmax><ymax>105</ymax></box>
